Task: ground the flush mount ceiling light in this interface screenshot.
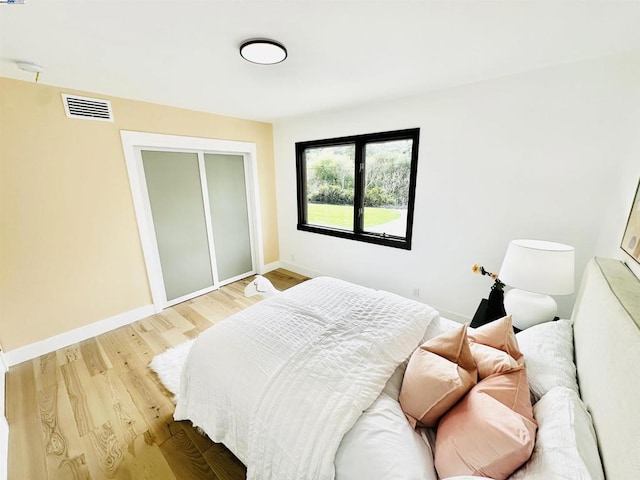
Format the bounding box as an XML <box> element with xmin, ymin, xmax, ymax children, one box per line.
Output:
<box><xmin>240</xmin><ymin>39</ymin><xmax>287</xmax><ymax>65</ymax></box>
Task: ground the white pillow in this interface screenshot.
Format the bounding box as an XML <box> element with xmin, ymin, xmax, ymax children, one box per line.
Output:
<box><xmin>516</xmin><ymin>319</ymin><xmax>578</xmax><ymax>403</ymax></box>
<box><xmin>335</xmin><ymin>393</ymin><xmax>437</xmax><ymax>480</ymax></box>
<box><xmin>509</xmin><ymin>387</ymin><xmax>605</xmax><ymax>480</ymax></box>
<box><xmin>383</xmin><ymin>358</ymin><xmax>409</xmax><ymax>400</ymax></box>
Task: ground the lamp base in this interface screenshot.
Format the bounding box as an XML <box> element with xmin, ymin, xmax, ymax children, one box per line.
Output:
<box><xmin>504</xmin><ymin>289</ymin><xmax>557</xmax><ymax>330</ymax></box>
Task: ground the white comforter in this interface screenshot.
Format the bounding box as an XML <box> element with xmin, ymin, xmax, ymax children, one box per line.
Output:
<box><xmin>174</xmin><ymin>276</ymin><xmax>438</xmax><ymax>480</ymax></box>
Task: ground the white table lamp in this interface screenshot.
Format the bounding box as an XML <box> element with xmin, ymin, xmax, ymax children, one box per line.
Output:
<box><xmin>499</xmin><ymin>239</ymin><xmax>575</xmax><ymax>329</ymax></box>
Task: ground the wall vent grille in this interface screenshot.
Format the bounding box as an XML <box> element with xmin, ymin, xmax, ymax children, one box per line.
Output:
<box><xmin>62</xmin><ymin>94</ymin><xmax>114</xmax><ymax>122</ymax></box>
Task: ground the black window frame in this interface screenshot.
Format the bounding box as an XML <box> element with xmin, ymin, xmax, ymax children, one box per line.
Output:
<box><xmin>296</xmin><ymin>128</ymin><xmax>420</xmax><ymax>250</ymax></box>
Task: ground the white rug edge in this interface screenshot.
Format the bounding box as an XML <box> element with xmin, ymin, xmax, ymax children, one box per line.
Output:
<box><xmin>149</xmin><ymin>339</ymin><xmax>195</xmax><ymax>402</ymax></box>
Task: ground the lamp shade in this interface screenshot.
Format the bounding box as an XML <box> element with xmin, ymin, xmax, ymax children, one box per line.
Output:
<box><xmin>499</xmin><ymin>239</ymin><xmax>575</xmax><ymax>295</ymax></box>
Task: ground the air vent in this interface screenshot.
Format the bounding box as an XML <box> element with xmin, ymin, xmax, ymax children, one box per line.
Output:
<box><xmin>62</xmin><ymin>94</ymin><xmax>114</xmax><ymax>122</ymax></box>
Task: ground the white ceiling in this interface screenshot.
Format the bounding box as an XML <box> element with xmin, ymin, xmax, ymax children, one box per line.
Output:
<box><xmin>2</xmin><ymin>1</ymin><xmax>640</xmax><ymax>122</ymax></box>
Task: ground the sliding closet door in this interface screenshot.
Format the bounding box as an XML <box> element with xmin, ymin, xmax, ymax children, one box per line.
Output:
<box><xmin>204</xmin><ymin>154</ymin><xmax>253</xmax><ymax>282</ymax></box>
<box><xmin>141</xmin><ymin>150</ymin><xmax>214</xmax><ymax>301</ymax></box>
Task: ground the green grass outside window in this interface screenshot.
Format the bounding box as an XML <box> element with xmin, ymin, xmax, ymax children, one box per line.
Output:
<box><xmin>307</xmin><ymin>203</ymin><xmax>400</xmax><ymax>229</ymax></box>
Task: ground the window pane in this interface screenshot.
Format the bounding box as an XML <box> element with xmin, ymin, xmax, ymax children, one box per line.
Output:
<box><xmin>296</xmin><ymin>128</ymin><xmax>419</xmax><ymax>249</ymax></box>
<box><xmin>305</xmin><ymin>144</ymin><xmax>355</xmax><ymax>230</ymax></box>
<box><xmin>363</xmin><ymin>139</ymin><xmax>412</xmax><ymax>237</ymax></box>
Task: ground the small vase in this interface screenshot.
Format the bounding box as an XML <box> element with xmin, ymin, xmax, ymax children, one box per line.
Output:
<box><xmin>486</xmin><ymin>284</ymin><xmax>506</xmax><ymax>322</ymax></box>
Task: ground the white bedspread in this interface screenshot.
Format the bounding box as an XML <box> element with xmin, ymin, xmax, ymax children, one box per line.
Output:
<box><xmin>174</xmin><ymin>276</ymin><xmax>438</xmax><ymax>480</ymax></box>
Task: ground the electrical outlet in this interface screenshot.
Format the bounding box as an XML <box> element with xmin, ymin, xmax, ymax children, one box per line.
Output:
<box><xmin>291</xmin><ymin>253</ymin><xmax>296</xmax><ymax>262</ymax></box>
<box><xmin>412</xmin><ymin>287</ymin><xmax>420</xmax><ymax>298</ymax></box>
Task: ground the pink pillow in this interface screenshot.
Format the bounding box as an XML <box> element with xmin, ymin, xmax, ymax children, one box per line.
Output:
<box><xmin>469</xmin><ymin>342</ymin><xmax>518</xmax><ymax>379</ymax></box>
<box><xmin>468</xmin><ymin>316</ymin><xmax>521</xmax><ymax>379</ymax></box>
<box><xmin>468</xmin><ymin>315</ymin><xmax>522</xmax><ymax>360</ymax></box>
<box><xmin>435</xmin><ymin>322</ymin><xmax>537</xmax><ymax>480</ymax></box>
<box><xmin>399</xmin><ymin>324</ymin><xmax>477</xmax><ymax>428</ymax></box>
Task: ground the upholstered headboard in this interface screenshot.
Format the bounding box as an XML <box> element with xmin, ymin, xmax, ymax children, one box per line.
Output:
<box><xmin>572</xmin><ymin>257</ymin><xmax>640</xmax><ymax>479</ymax></box>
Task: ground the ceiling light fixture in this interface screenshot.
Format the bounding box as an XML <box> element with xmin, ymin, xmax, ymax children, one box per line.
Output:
<box><xmin>240</xmin><ymin>39</ymin><xmax>287</xmax><ymax>65</ymax></box>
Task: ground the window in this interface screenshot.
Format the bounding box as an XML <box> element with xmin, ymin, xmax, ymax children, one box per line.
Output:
<box><xmin>296</xmin><ymin>128</ymin><xmax>420</xmax><ymax>250</ymax></box>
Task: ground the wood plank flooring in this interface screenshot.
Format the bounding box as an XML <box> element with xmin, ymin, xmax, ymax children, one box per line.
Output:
<box><xmin>6</xmin><ymin>269</ymin><xmax>307</xmax><ymax>480</ymax></box>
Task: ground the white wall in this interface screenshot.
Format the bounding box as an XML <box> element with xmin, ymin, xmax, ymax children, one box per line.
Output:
<box><xmin>595</xmin><ymin>89</ymin><xmax>640</xmax><ymax>280</ymax></box>
<box><xmin>273</xmin><ymin>52</ymin><xmax>640</xmax><ymax>321</ymax></box>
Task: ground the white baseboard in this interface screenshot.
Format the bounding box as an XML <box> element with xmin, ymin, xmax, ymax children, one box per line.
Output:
<box><xmin>278</xmin><ymin>261</ymin><xmax>324</xmax><ymax>279</ymax></box>
<box><xmin>4</xmin><ymin>304</ymin><xmax>155</xmax><ymax>367</ymax></box>
<box><xmin>0</xmin><ymin>350</ymin><xmax>6</xmax><ymax>375</ymax></box>
<box><xmin>259</xmin><ymin>261</ymin><xmax>281</xmax><ymax>274</ymax></box>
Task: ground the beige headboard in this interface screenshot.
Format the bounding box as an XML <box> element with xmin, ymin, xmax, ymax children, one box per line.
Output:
<box><xmin>572</xmin><ymin>257</ymin><xmax>640</xmax><ymax>479</ymax></box>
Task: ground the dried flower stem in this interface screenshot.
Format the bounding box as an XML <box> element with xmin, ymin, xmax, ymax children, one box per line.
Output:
<box><xmin>471</xmin><ymin>263</ymin><xmax>505</xmax><ymax>290</ymax></box>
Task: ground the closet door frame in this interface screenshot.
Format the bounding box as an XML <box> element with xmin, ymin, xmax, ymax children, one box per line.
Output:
<box><xmin>121</xmin><ymin>131</ymin><xmax>264</xmax><ymax>313</ymax></box>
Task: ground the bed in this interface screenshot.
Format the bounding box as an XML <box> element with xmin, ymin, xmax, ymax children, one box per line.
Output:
<box><xmin>171</xmin><ymin>258</ymin><xmax>640</xmax><ymax>479</ymax></box>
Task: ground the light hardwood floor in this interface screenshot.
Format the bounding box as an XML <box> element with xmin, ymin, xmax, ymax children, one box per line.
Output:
<box><xmin>6</xmin><ymin>269</ymin><xmax>308</xmax><ymax>480</ymax></box>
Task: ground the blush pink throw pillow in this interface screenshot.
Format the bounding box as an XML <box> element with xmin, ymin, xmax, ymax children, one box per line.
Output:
<box><xmin>399</xmin><ymin>324</ymin><xmax>477</xmax><ymax>428</ymax></box>
<box><xmin>468</xmin><ymin>316</ymin><xmax>521</xmax><ymax>379</ymax></box>
<box><xmin>435</xmin><ymin>317</ymin><xmax>537</xmax><ymax>480</ymax></box>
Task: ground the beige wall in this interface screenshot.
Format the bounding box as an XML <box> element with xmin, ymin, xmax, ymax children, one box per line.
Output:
<box><xmin>0</xmin><ymin>77</ymin><xmax>279</xmax><ymax>351</ymax></box>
